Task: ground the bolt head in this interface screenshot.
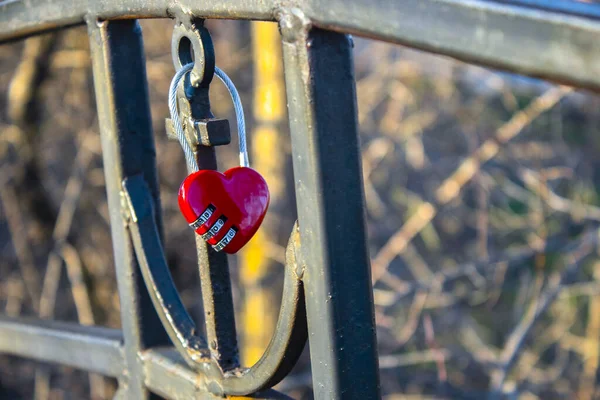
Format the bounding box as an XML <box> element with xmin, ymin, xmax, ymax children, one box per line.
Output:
<box><xmin>194</xmin><ymin>118</ymin><xmax>231</xmax><ymax>147</ymax></box>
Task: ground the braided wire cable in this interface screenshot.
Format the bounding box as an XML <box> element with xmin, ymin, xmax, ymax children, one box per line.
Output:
<box><xmin>168</xmin><ymin>63</ymin><xmax>197</xmax><ymax>172</ymax></box>
<box><xmin>215</xmin><ymin>66</ymin><xmax>248</xmax><ymax>168</ymax></box>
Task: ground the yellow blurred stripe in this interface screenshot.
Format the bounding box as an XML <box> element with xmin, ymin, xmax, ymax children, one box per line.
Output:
<box><xmin>252</xmin><ymin>22</ymin><xmax>284</xmax><ymax>121</ymax></box>
<box><xmin>240</xmin><ymin>21</ymin><xmax>285</xmax><ymax>366</ymax></box>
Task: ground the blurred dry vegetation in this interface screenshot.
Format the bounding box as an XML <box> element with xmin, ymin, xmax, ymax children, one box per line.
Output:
<box><xmin>1</xmin><ymin>16</ymin><xmax>600</xmax><ymax>400</ymax></box>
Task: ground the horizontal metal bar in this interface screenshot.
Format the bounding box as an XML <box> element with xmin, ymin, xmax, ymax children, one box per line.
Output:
<box><xmin>2</xmin><ymin>0</ymin><xmax>600</xmax><ymax>91</ymax></box>
<box><xmin>494</xmin><ymin>0</ymin><xmax>600</xmax><ymax>20</ymax></box>
<box><xmin>0</xmin><ymin>316</ymin><xmax>296</xmax><ymax>397</ymax></box>
<box><xmin>0</xmin><ymin>0</ymin><xmax>272</xmax><ymax>44</ymax></box>
<box><xmin>307</xmin><ymin>0</ymin><xmax>600</xmax><ymax>90</ymax></box>
<box><xmin>142</xmin><ymin>348</ymin><xmax>220</xmax><ymax>400</ymax></box>
<box><xmin>142</xmin><ymin>348</ymin><xmax>293</xmax><ymax>400</ymax></box>
<box><xmin>0</xmin><ymin>316</ymin><xmax>124</xmax><ymax>377</ymax></box>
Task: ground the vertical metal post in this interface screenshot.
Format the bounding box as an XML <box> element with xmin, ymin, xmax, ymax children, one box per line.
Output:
<box><xmin>279</xmin><ymin>10</ymin><xmax>381</xmax><ymax>399</ymax></box>
<box><xmin>189</xmin><ymin>88</ymin><xmax>240</xmax><ymax>373</ymax></box>
<box><xmin>169</xmin><ymin>20</ymin><xmax>240</xmax><ymax>370</ymax></box>
<box><xmin>88</xmin><ymin>19</ymin><xmax>169</xmax><ymax>398</ymax></box>
<box><xmin>195</xmin><ymin>148</ymin><xmax>240</xmax><ymax>371</ymax></box>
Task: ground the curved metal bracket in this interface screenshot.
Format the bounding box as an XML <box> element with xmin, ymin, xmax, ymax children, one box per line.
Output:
<box><xmin>122</xmin><ymin>174</ymin><xmax>307</xmax><ymax>395</ymax></box>
<box><xmin>122</xmin><ymin>175</ymin><xmax>210</xmax><ymax>366</ymax></box>
<box><xmin>220</xmin><ymin>225</ymin><xmax>307</xmax><ymax>395</ymax></box>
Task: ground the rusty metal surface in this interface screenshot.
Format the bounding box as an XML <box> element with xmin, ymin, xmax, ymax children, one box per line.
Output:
<box><xmin>3</xmin><ymin>0</ymin><xmax>600</xmax><ymax>90</ymax></box>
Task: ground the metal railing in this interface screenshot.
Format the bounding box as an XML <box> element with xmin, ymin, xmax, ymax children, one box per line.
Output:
<box><xmin>1</xmin><ymin>0</ymin><xmax>599</xmax><ymax>398</ymax></box>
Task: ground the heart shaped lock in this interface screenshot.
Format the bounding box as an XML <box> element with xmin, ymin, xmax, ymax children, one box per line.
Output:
<box><xmin>178</xmin><ymin>167</ymin><xmax>270</xmax><ymax>254</ymax></box>
<box><xmin>170</xmin><ymin>62</ymin><xmax>268</xmax><ymax>253</ymax></box>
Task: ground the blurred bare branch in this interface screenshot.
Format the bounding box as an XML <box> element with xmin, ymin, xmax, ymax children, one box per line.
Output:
<box><xmin>0</xmin><ymin>184</ymin><xmax>41</xmax><ymax>309</ymax></box>
<box><xmin>489</xmin><ymin>231</ymin><xmax>596</xmax><ymax>397</ymax></box>
<box><xmin>372</xmin><ymin>87</ymin><xmax>571</xmax><ymax>283</ymax></box>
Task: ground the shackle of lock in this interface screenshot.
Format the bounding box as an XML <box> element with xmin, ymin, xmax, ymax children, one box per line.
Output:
<box><xmin>167</xmin><ymin>19</ymin><xmax>249</xmax><ymax>171</ymax></box>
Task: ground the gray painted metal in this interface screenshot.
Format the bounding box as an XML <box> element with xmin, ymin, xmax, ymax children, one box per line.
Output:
<box><xmin>142</xmin><ymin>348</ymin><xmax>223</xmax><ymax>400</ymax></box>
<box><xmin>168</xmin><ymin>19</ymin><xmax>242</xmax><ymax>372</ymax></box>
<box><xmin>136</xmin><ymin>226</ymin><xmax>307</xmax><ymax>397</ymax></box>
<box><xmin>280</xmin><ymin>9</ymin><xmax>381</xmax><ymax>399</ymax></box>
<box><xmin>0</xmin><ymin>315</ymin><xmax>301</xmax><ymax>399</ymax></box>
<box><xmin>3</xmin><ymin>0</ymin><xmax>597</xmax><ymax>398</ymax></box>
<box><xmin>1</xmin><ymin>13</ymin><xmax>309</xmax><ymax>399</ymax></box>
<box><xmin>124</xmin><ymin>172</ymin><xmax>307</xmax><ymax>396</ymax></box>
<box><xmin>219</xmin><ymin>225</ymin><xmax>307</xmax><ymax>396</ymax></box>
<box><xmin>88</xmin><ymin>19</ymin><xmax>170</xmax><ymax>398</ymax></box>
<box><xmin>0</xmin><ymin>316</ymin><xmax>124</xmax><ymax>378</ymax></box>
<box><xmin>142</xmin><ymin>348</ymin><xmax>295</xmax><ymax>399</ymax></box>
<box><xmin>2</xmin><ymin>0</ymin><xmax>600</xmax><ymax>90</ymax></box>
<box><xmin>123</xmin><ymin>174</ymin><xmax>211</xmax><ymax>367</ymax></box>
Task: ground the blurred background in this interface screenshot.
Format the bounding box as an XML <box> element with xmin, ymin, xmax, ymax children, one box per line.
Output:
<box><xmin>1</xmin><ymin>15</ymin><xmax>600</xmax><ymax>400</ymax></box>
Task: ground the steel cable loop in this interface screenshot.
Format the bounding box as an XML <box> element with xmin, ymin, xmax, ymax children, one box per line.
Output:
<box><xmin>168</xmin><ymin>63</ymin><xmax>197</xmax><ymax>172</ymax></box>
<box><xmin>169</xmin><ymin>63</ymin><xmax>249</xmax><ymax>173</ymax></box>
<box><xmin>215</xmin><ymin>66</ymin><xmax>249</xmax><ymax>168</ymax></box>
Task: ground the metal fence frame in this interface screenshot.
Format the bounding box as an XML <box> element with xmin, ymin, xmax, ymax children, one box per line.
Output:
<box><xmin>1</xmin><ymin>0</ymin><xmax>599</xmax><ymax>398</ymax></box>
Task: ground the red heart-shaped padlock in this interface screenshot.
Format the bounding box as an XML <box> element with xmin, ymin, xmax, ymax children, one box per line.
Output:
<box><xmin>178</xmin><ymin>167</ymin><xmax>269</xmax><ymax>254</ymax></box>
